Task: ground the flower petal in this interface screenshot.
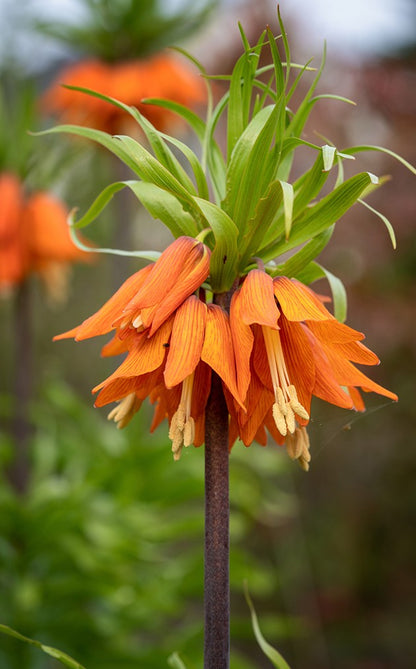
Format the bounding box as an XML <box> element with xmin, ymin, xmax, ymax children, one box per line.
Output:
<box><xmin>230</xmin><ymin>288</ymin><xmax>254</xmax><ymax>402</ymax></box>
<box><xmin>274</xmin><ymin>276</ymin><xmax>333</xmax><ymax>321</ymax></box>
<box><xmin>304</xmin><ymin>328</ymin><xmax>354</xmax><ymax>409</ymax></box>
<box><xmin>279</xmin><ymin>316</ymin><xmax>316</xmax><ymax>418</ymax></box>
<box><xmin>54</xmin><ymin>264</ymin><xmax>153</xmax><ymax>341</ymax></box>
<box><xmin>322</xmin><ymin>345</ymin><xmax>398</xmax><ymax>401</ymax></box>
<box><xmin>94</xmin><ymin>317</ymin><xmax>172</xmax><ymax>391</ymax></box>
<box><xmin>239</xmin><ymin>270</ymin><xmax>280</xmax><ymax>327</ymax></box>
<box><xmin>128</xmin><ymin>236</ymin><xmax>210</xmax><ymax>335</ymax></box>
<box><xmin>164</xmin><ymin>296</ymin><xmax>206</xmax><ymax>388</ymax></box>
<box><xmin>201</xmin><ymin>304</ymin><xmax>244</xmax><ymax>408</ymax></box>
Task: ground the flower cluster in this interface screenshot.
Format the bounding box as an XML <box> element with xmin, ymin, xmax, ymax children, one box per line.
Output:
<box><xmin>0</xmin><ymin>172</ymin><xmax>89</xmax><ymax>300</ymax></box>
<box><xmin>42</xmin><ymin>53</ymin><xmax>206</xmax><ymax>135</ymax></box>
<box><xmin>56</xmin><ymin>236</ymin><xmax>396</xmax><ymax>467</ymax></box>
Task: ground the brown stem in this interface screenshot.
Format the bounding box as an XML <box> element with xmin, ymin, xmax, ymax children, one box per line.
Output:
<box><xmin>8</xmin><ymin>280</ymin><xmax>32</xmax><ymax>494</ymax></box>
<box><xmin>204</xmin><ymin>289</ymin><xmax>233</xmax><ymax>669</ymax></box>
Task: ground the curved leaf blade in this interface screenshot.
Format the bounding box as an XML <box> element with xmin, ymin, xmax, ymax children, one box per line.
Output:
<box><xmin>244</xmin><ymin>585</ymin><xmax>292</xmax><ymax>669</ymax></box>
<box><xmin>0</xmin><ymin>624</ymin><xmax>86</xmax><ymax>669</ymax></box>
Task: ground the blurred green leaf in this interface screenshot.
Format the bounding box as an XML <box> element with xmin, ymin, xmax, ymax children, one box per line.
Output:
<box><xmin>0</xmin><ymin>624</ymin><xmax>86</xmax><ymax>668</ymax></box>
<box><xmin>244</xmin><ymin>584</ymin><xmax>291</xmax><ymax>669</ymax></box>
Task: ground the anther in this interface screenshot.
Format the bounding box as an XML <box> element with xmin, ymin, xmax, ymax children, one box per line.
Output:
<box><xmin>272</xmin><ymin>402</ymin><xmax>287</xmax><ymax>436</ymax></box>
<box><xmin>107</xmin><ymin>393</ymin><xmax>141</xmax><ymax>429</ymax></box>
<box><xmin>288</xmin><ymin>385</ymin><xmax>309</xmax><ymax>421</ymax></box>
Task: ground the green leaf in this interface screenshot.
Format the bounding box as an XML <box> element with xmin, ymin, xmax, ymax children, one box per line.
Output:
<box><xmin>296</xmin><ymin>262</ymin><xmax>347</xmax><ymax>322</ymax></box>
<box><xmin>0</xmin><ymin>624</ymin><xmax>86</xmax><ymax>669</ymax></box>
<box><xmin>167</xmin><ymin>652</ymin><xmax>189</xmax><ymax>669</ymax></box>
<box><xmin>358</xmin><ymin>198</ymin><xmax>396</xmax><ymax>249</ymax></box>
<box><xmin>227</xmin><ymin>33</ymin><xmax>265</xmax><ymax>158</ymax></box>
<box><xmin>244</xmin><ymin>584</ymin><xmax>291</xmax><ymax>669</ymax></box>
<box><xmin>341</xmin><ymin>144</ymin><xmax>416</xmax><ymax>175</ymax></box>
<box><xmin>239</xmin><ymin>179</ymin><xmax>293</xmax><ymax>268</ymax></box>
<box><xmin>322</xmin><ymin>144</ymin><xmax>336</xmax><ymax>172</ymax></box>
<box><xmin>160</xmin><ymin>132</ymin><xmax>210</xmax><ymax>200</ymax></box>
<box><xmin>127</xmin><ymin>181</ymin><xmax>198</xmax><ymax>237</ymax></box>
<box><xmin>69</xmin><ymin>224</ymin><xmax>161</xmax><ymax>261</ymax></box>
<box><xmin>261</xmin><ymin>171</ymin><xmax>377</xmax><ymax>261</ymax></box>
<box><xmin>272</xmin><ymin>227</ymin><xmax>333</xmax><ymax>277</ymax></box>
<box><xmin>224</xmin><ymin>103</ymin><xmax>284</xmax><ymax>232</ymax></box>
<box><xmin>192</xmin><ymin>197</ymin><xmax>239</xmax><ymax>292</ymax></box>
<box><xmin>34</xmin><ymin>124</ymin><xmax>147</xmax><ymax>176</ymax></box>
<box><xmin>318</xmin><ymin>264</ymin><xmax>347</xmax><ymax>322</ymax></box>
<box><xmin>113</xmin><ymin>135</ymin><xmax>199</xmax><ymax>211</ymax></box>
<box><xmin>70</xmin><ymin>180</ymin><xmax>197</xmax><ymax>238</ymax></box>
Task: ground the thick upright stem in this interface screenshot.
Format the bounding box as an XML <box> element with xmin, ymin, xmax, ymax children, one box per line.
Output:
<box><xmin>204</xmin><ymin>290</ymin><xmax>233</xmax><ymax>669</ymax></box>
<box><xmin>8</xmin><ymin>280</ymin><xmax>32</xmax><ymax>494</ymax></box>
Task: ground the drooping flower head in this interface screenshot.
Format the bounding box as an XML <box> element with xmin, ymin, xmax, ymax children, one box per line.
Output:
<box><xmin>42</xmin><ymin>54</ymin><xmax>206</xmax><ymax>135</ymax></box>
<box><xmin>53</xmin><ymin>11</ymin><xmax>409</xmax><ymax>468</ymax></box>
<box><xmin>0</xmin><ymin>172</ymin><xmax>90</xmax><ymax>300</ymax></box>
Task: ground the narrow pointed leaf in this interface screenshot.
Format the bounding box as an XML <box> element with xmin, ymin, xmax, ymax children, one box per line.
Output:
<box><xmin>261</xmin><ymin>171</ymin><xmax>377</xmax><ymax>260</ymax></box>
<box><xmin>71</xmin><ymin>180</ymin><xmax>197</xmax><ymax>237</ymax></box>
<box><xmin>341</xmin><ymin>144</ymin><xmax>416</xmax><ymax>175</ymax></box>
<box><xmin>244</xmin><ymin>585</ymin><xmax>292</xmax><ymax>669</ymax></box>
<box><xmin>113</xmin><ymin>135</ymin><xmax>199</xmax><ymax>211</ymax></box>
<box><xmin>318</xmin><ymin>264</ymin><xmax>348</xmax><ymax>322</ymax></box>
<box><xmin>272</xmin><ymin>227</ymin><xmax>333</xmax><ymax>277</ymax></box>
<box><xmin>69</xmin><ymin>225</ymin><xmax>160</xmax><ymax>260</ymax></box>
<box><xmin>167</xmin><ymin>652</ymin><xmax>189</xmax><ymax>669</ymax></box>
<box><xmin>192</xmin><ymin>197</ymin><xmax>239</xmax><ymax>291</ymax></box>
<box><xmin>322</xmin><ymin>144</ymin><xmax>336</xmax><ymax>172</ymax></box>
<box><xmin>0</xmin><ymin>624</ymin><xmax>86</xmax><ymax>669</ymax></box>
<box><xmin>358</xmin><ymin>198</ymin><xmax>396</xmax><ymax>248</ymax></box>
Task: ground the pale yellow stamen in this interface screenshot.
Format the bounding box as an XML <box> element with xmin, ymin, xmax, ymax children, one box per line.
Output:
<box><xmin>285</xmin><ymin>426</ymin><xmax>311</xmax><ymax>471</ymax></box>
<box><xmin>132</xmin><ymin>314</ymin><xmax>144</xmax><ymax>330</ymax></box>
<box><xmin>107</xmin><ymin>392</ymin><xmax>142</xmax><ymax>429</ymax></box>
<box><xmin>262</xmin><ymin>326</ymin><xmax>309</xmax><ymax>436</ymax></box>
<box><xmin>169</xmin><ymin>373</ymin><xmax>195</xmax><ymax>460</ymax></box>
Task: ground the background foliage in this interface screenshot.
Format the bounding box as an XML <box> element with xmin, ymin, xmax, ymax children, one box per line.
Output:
<box><xmin>0</xmin><ymin>1</ymin><xmax>415</xmax><ymax>668</ymax></box>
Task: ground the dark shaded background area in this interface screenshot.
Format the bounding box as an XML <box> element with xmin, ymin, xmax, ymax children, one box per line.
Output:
<box><xmin>0</xmin><ymin>1</ymin><xmax>415</xmax><ymax>667</ymax></box>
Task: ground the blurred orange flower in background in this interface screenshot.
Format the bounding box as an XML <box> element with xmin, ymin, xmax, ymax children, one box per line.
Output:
<box><xmin>42</xmin><ymin>53</ymin><xmax>206</xmax><ymax>134</ymax></box>
<box><xmin>0</xmin><ymin>172</ymin><xmax>90</xmax><ymax>300</ymax></box>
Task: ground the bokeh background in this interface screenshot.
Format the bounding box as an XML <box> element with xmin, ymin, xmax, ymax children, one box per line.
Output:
<box><xmin>0</xmin><ymin>1</ymin><xmax>415</xmax><ymax>667</ymax></box>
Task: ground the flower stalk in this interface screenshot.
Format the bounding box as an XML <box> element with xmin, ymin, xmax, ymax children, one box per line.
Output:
<box><xmin>8</xmin><ymin>280</ymin><xmax>32</xmax><ymax>494</ymax></box>
<box><xmin>203</xmin><ymin>289</ymin><xmax>234</xmax><ymax>669</ymax></box>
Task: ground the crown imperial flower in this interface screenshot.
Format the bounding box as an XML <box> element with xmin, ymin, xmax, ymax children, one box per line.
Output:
<box><xmin>52</xmin><ymin>13</ymin><xmax>410</xmax><ymax>470</ymax></box>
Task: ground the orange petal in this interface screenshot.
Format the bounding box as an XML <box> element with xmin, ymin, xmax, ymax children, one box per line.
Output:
<box><xmin>279</xmin><ymin>317</ymin><xmax>316</xmax><ymax>418</ymax></box>
<box><xmin>54</xmin><ymin>264</ymin><xmax>153</xmax><ymax>341</ymax></box>
<box><xmin>94</xmin><ymin>318</ymin><xmax>172</xmax><ymax>390</ymax></box>
<box><xmin>191</xmin><ymin>361</ymin><xmax>212</xmax><ymax>420</ymax></box>
<box><xmin>237</xmin><ymin>377</ymin><xmax>274</xmax><ymax>446</ymax></box>
<box><xmin>239</xmin><ymin>269</ymin><xmax>280</xmax><ymax>327</ymax></box>
<box><xmin>129</xmin><ymin>237</ymin><xmax>209</xmax><ymax>311</ymax></box>
<box><xmin>348</xmin><ymin>386</ymin><xmax>366</xmax><ymax>412</ymax></box>
<box><xmin>306</xmin><ymin>319</ymin><xmax>365</xmax><ymax>344</ymax></box>
<box><xmin>100</xmin><ymin>333</ymin><xmax>130</xmax><ymax>357</ymax></box>
<box><xmin>322</xmin><ymin>345</ymin><xmax>398</xmax><ymax>401</ymax></box>
<box><xmin>304</xmin><ymin>328</ymin><xmax>354</xmax><ymax>409</ymax></box>
<box><xmin>230</xmin><ymin>288</ymin><xmax>254</xmax><ymax>402</ymax></box>
<box><xmin>201</xmin><ymin>304</ymin><xmax>245</xmax><ymax>408</ymax></box>
<box><xmin>0</xmin><ymin>173</ymin><xmax>27</xmax><ymax>289</ymax></box>
<box><xmin>254</xmin><ymin>424</ymin><xmax>268</xmax><ymax>446</ymax></box>
<box><xmin>164</xmin><ymin>296</ymin><xmax>206</xmax><ymax>388</ymax></box>
<box><xmin>24</xmin><ymin>192</ymin><xmax>90</xmax><ymax>265</ymax></box>
<box><xmin>331</xmin><ymin>340</ymin><xmax>380</xmax><ymax>365</ymax></box>
<box><xmin>274</xmin><ymin>277</ymin><xmax>333</xmax><ymax>321</ymax></box>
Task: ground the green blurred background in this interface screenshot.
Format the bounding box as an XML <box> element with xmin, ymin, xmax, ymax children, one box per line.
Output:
<box><xmin>0</xmin><ymin>1</ymin><xmax>415</xmax><ymax>667</ymax></box>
